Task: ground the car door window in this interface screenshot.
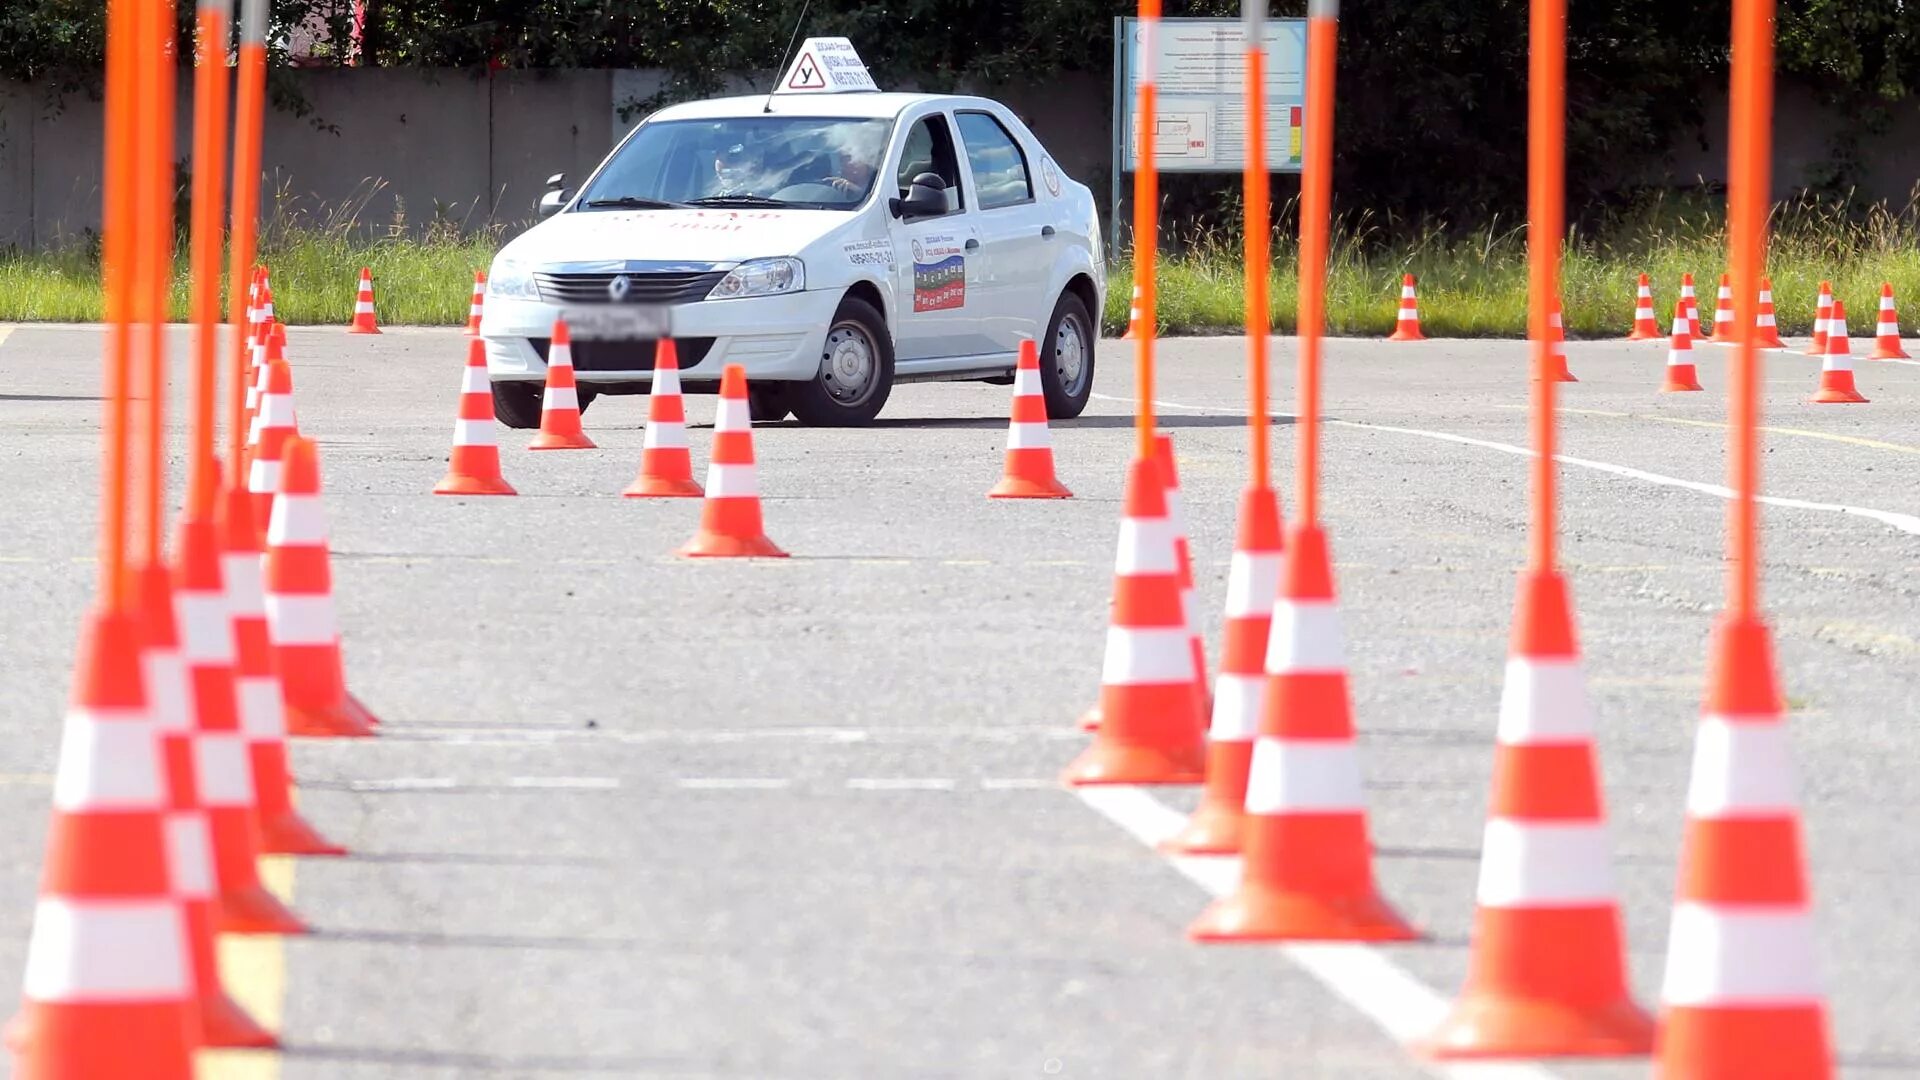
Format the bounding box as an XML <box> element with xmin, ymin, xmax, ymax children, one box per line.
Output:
<box><xmin>895</xmin><ymin>114</ymin><xmax>965</xmax><ymax>215</ymax></box>
<box><xmin>955</xmin><ymin>112</ymin><xmax>1033</xmax><ymax>211</ymax></box>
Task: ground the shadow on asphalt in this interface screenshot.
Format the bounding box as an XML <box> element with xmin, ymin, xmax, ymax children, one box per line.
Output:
<box><xmin>344</xmin><ymin>850</ymin><xmax>613</xmax><ymax>868</ymax></box>
<box><xmin>316</xmin><ymin>927</ymin><xmax>641</xmax><ymax>951</ymax></box>
<box><xmin>286</xmin><ymin>1044</ymin><xmax>676</xmax><ymax>1073</ymax></box>
<box><xmin>0</xmin><ymin>393</ymin><xmax>101</xmax><ymax>402</ymax></box>
<box><xmin>855</xmin><ymin>412</ymin><xmax>1270</xmax><ymax>430</ymax></box>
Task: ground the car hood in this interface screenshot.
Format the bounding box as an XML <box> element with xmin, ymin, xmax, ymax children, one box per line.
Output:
<box><xmin>501</xmin><ymin>207</ymin><xmax>859</xmax><ymax>268</ymax></box>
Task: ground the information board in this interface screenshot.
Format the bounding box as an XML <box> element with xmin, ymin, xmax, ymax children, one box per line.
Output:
<box><xmin>1113</xmin><ymin>16</ymin><xmax>1308</xmax><ymax>174</ymax></box>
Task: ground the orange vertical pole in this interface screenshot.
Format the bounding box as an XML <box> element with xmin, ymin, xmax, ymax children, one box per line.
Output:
<box><xmin>186</xmin><ymin>0</ymin><xmax>233</xmax><ymax>518</ymax></box>
<box><xmin>228</xmin><ymin>0</ymin><xmax>268</xmax><ymax>468</ymax></box>
<box><xmin>1243</xmin><ymin>0</ymin><xmax>1271</xmax><ymax>490</ymax></box>
<box><xmin>136</xmin><ymin>0</ymin><xmax>179</xmax><ymax>565</ymax></box>
<box><xmin>1132</xmin><ymin>0</ymin><xmax>1161</xmax><ymax>463</ymax></box>
<box><xmin>1527</xmin><ymin>0</ymin><xmax>1565</xmax><ymax>570</ymax></box>
<box><xmin>1725</xmin><ymin>0</ymin><xmax>1770</xmax><ymax>617</ymax></box>
<box><xmin>1295</xmin><ymin>0</ymin><xmax>1337</xmax><ymax>525</ymax></box>
<box><xmin>99</xmin><ymin>0</ymin><xmax>140</xmax><ymax>610</ymax></box>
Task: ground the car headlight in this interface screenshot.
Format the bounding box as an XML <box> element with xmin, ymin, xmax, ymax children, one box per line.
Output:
<box><xmin>707</xmin><ymin>257</ymin><xmax>804</xmax><ymax>300</ymax></box>
<box><xmin>488</xmin><ymin>260</ymin><xmax>539</xmax><ymax>301</ymax></box>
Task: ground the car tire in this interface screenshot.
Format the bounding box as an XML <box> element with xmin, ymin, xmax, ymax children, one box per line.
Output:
<box><xmin>1039</xmin><ymin>290</ymin><xmax>1095</xmax><ymax>420</ymax></box>
<box><xmin>492</xmin><ymin>381</ymin><xmax>543</xmax><ymax>429</ymax></box>
<box><xmin>748</xmin><ymin>385</ymin><xmax>792</xmax><ymax>423</ymax></box>
<box><xmin>787</xmin><ymin>296</ymin><xmax>894</xmax><ymax>427</ymax></box>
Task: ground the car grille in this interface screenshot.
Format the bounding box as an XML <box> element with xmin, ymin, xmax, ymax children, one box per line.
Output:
<box><xmin>534</xmin><ymin>271</ymin><xmax>728</xmax><ymax>305</ymax></box>
<box><xmin>532</xmin><ymin>337</ymin><xmax>716</xmax><ymax>373</ymax></box>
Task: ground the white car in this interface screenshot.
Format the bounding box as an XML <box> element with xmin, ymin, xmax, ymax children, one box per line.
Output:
<box><xmin>480</xmin><ymin>46</ymin><xmax>1104</xmax><ymax>427</ymax></box>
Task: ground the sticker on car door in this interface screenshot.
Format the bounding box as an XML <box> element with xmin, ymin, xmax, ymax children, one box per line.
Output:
<box><xmin>911</xmin><ymin>234</ymin><xmax>966</xmax><ymax>312</ymax></box>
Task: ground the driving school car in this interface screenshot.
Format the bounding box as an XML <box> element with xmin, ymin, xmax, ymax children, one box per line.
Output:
<box><xmin>479</xmin><ymin>37</ymin><xmax>1106</xmax><ymax>427</ymax></box>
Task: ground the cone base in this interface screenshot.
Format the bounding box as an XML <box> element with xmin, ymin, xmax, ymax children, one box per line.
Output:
<box><xmin>1810</xmin><ymin>388</ymin><xmax>1869</xmax><ymax>404</ymax></box>
<box><xmin>1077</xmin><ymin>704</ymin><xmax>1100</xmax><ymax>731</ymax></box>
<box><xmin>1656</xmin><ymin>1004</ymin><xmax>1832</xmax><ymax>1080</ymax></box>
<box><xmin>345</xmin><ymin>693</ymin><xmax>382</xmax><ymax>728</ymax></box>
<box><xmin>202</xmin><ymin>990</ymin><xmax>279</xmax><ymax>1049</ymax></box>
<box><xmin>1555</xmin><ymin>369</ymin><xmax>1579</xmax><ymax>382</ymax></box>
<box><xmin>1627</xmin><ymin>327</ymin><xmax>1662</xmax><ymax>341</ymax></box>
<box><xmin>528</xmin><ymin>431</ymin><xmax>596</xmax><ymax>450</ymax></box>
<box><xmin>1870</xmin><ymin>345</ymin><xmax>1912</xmax><ymax>360</ymax></box>
<box><xmin>258</xmin><ymin>809</ymin><xmax>348</xmax><ymax>857</ymax></box>
<box><xmin>287</xmin><ymin>700</ymin><xmax>377</xmax><ymax>738</ymax></box>
<box><xmin>217</xmin><ymin>884</ymin><xmax>309</xmax><ymax>936</ymax></box>
<box><xmin>1387</xmin><ymin>328</ymin><xmax>1425</xmax><ymax>342</ymax></box>
<box><xmin>1422</xmin><ymin>993</ymin><xmax>1654</xmax><ymax>1059</ymax></box>
<box><xmin>347</xmin><ymin>325</ymin><xmax>381</xmax><ymax>335</ymax></box>
<box><xmin>1755</xmin><ymin>337</ymin><xmax>1786</xmax><ymax>349</ymax></box>
<box><xmin>1662</xmin><ymin>377</ymin><xmax>1704</xmax><ymax>393</ymax></box>
<box><xmin>1803</xmin><ymin>342</ymin><xmax>1825</xmax><ymax>356</ymax></box>
<box><xmin>1159</xmin><ymin>795</ymin><xmax>1246</xmax><ymax>855</ymax></box>
<box><xmin>1189</xmin><ymin>884</ymin><xmax>1420</xmax><ymax>942</ymax></box>
<box><xmin>989</xmin><ymin>474</ymin><xmax>1073</xmax><ymax>499</ymax></box>
<box><xmin>434</xmin><ymin>473</ymin><xmax>516</xmax><ymax>496</ymax></box>
<box><xmin>624</xmin><ymin>476</ymin><xmax>704</xmax><ymax>498</ymax></box>
<box><xmin>679</xmin><ymin>531</ymin><xmax>789</xmax><ymax>558</ymax></box>
<box><xmin>1060</xmin><ymin>740</ymin><xmax>1204</xmax><ymax>787</ymax></box>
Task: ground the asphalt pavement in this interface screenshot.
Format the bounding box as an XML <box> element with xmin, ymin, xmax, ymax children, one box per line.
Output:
<box><xmin>1</xmin><ymin>324</ymin><xmax>1917</xmax><ymax>1079</ymax></box>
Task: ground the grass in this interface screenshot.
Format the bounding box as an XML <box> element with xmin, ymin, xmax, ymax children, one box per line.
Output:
<box><xmin>4</xmin><ymin>186</ymin><xmax>1920</xmax><ymax>336</ymax></box>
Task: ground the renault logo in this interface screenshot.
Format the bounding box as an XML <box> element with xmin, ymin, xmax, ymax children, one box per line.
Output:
<box><xmin>608</xmin><ymin>275</ymin><xmax>632</xmax><ymax>302</ymax></box>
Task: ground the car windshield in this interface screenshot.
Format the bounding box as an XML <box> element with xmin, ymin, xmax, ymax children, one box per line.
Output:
<box><xmin>577</xmin><ymin>117</ymin><xmax>893</xmax><ymax>211</ymax></box>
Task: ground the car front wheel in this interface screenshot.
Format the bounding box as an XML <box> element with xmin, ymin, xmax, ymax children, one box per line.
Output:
<box><xmin>786</xmin><ymin>296</ymin><xmax>894</xmax><ymax>426</ymax></box>
<box><xmin>492</xmin><ymin>381</ymin><xmax>542</xmax><ymax>429</ymax></box>
<box><xmin>1040</xmin><ymin>291</ymin><xmax>1095</xmax><ymax>419</ymax></box>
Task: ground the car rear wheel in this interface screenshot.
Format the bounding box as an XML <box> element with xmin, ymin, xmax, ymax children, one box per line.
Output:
<box><xmin>787</xmin><ymin>296</ymin><xmax>894</xmax><ymax>426</ymax></box>
<box><xmin>1040</xmin><ymin>291</ymin><xmax>1094</xmax><ymax>419</ymax></box>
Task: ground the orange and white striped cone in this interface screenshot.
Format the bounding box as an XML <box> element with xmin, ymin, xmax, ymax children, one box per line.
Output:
<box><xmin>529</xmin><ymin>320</ymin><xmax>596</xmax><ymax>450</ymax></box>
<box><xmin>1161</xmin><ymin>485</ymin><xmax>1281</xmax><ymax>853</ymax></box>
<box><xmin>1388</xmin><ymin>273</ymin><xmax>1425</xmax><ymax>341</ymax></box>
<box><xmin>247</xmin><ymin>358</ymin><xmax>298</xmax><ymax>523</ymax></box>
<box><xmin>136</xmin><ymin>564</ymin><xmax>275</xmax><ymax>1047</ymax></box>
<box><xmin>1150</xmin><ymin>434</ymin><xmax>1211</xmax><ymax>727</ymax></box>
<box><xmin>219</xmin><ymin>480</ymin><xmax>345</xmax><ymax>857</ymax></box>
<box><xmin>347</xmin><ymin>266</ymin><xmax>380</xmax><ymax>334</ymax></box>
<box><xmin>1188</xmin><ymin>523</ymin><xmax>1417</xmax><ymax>941</ymax></box>
<box><xmin>435</xmin><ymin>339</ymin><xmax>516</xmax><ymax>496</ymax></box>
<box><xmin>1804</xmin><ymin>282</ymin><xmax>1832</xmax><ymax>356</ymax></box>
<box><xmin>1810</xmin><ymin>300</ymin><xmax>1868</xmax><ymax>404</ymax></box>
<box><xmin>1542</xmin><ymin>301</ymin><xmax>1577</xmax><ymax>382</ymax></box>
<box><xmin>679</xmin><ymin>364</ymin><xmax>786</xmax><ymax>558</ymax></box>
<box><xmin>624</xmin><ymin>340</ymin><xmax>703</xmax><ymax>498</ymax></box>
<box><xmin>988</xmin><ymin>338</ymin><xmax>1071</xmax><ymax>499</ymax></box>
<box><xmin>1708</xmin><ymin>273</ymin><xmax>1735</xmax><ymax>342</ymax></box>
<box><xmin>8</xmin><ymin>609</ymin><xmax>196</xmax><ymax>1078</ymax></box>
<box><xmin>466</xmin><ymin>271</ymin><xmax>486</xmax><ymax>335</ymax></box>
<box><xmin>1680</xmin><ymin>273</ymin><xmax>1702</xmax><ymax>338</ymax></box>
<box><xmin>1423</xmin><ymin>570</ymin><xmax>1652</xmax><ymax>1058</ymax></box>
<box><xmin>1755</xmin><ymin>278</ymin><xmax>1786</xmax><ymax>349</ymax></box>
<box><xmin>175</xmin><ymin>514</ymin><xmax>307</xmax><ymax>938</ymax></box>
<box><xmin>1662</xmin><ymin>300</ymin><xmax>1703</xmax><ymax>393</ymax></box>
<box><xmin>1627</xmin><ymin>274</ymin><xmax>1661</xmax><ymax>340</ymax></box>
<box><xmin>1869</xmin><ymin>282</ymin><xmax>1910</xmax><ymax>360</ymax></box>
<box><xmin>1120</xmin><ymin>283</ymin><xmax>1143</xmax><ymax>339</ymax></box>
<box><xmin>243</xmin><ymin>316</ymin><xmax>275</xmax><ymax>421</ymax></box>
<box><xmin>1061</xmin><ymin>456</ymin><xmax>1206</xmax><ymax>785</ymax></box>
<box><xmin>265</xmin><ymin>437</ymin><xmax>380</xmax><ymax>738</ymax></box>
<box><xmin>1654</xmin><ymin>616</ymin><xmax>1832</xmax><ymax>1079</ymax></box>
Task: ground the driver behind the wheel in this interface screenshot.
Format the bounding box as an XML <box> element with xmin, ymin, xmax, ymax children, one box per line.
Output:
<box><xmin>710</xmin><ymin>140</ymin><xmax>768</xmax><ymax>196</ymax></box>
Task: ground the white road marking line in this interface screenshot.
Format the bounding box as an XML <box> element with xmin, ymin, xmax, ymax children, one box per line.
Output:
<box><xmin>344</xmin><ymin>777</ymin><xmax>459</xmax><ymax>792</ymax></box>
<box><xmin>1092</xmin><ymin>392</ymin><xmax>1920</xmax><ymax>538</ymax></box>
<box><xmin>979</xmin><ymin>778</ymin><xmax>1057</xmax><ymax>790</ymax></box>
<box><xmin>505</xmin><ymin>776</ymin><xmax>620</xmax><ymax>790</ymax></box>
<box><xmin>846</xmin><ymin>777</ymin><xmax>959</xmax><ymax>791</ymax></box>
<box><xmin>677</xmin><ymin>778</ymin><xmax>793</xmax><ymax>791</ymax></box>
<box><xmin>0</xmin><ymin>326</ymin><xmax>14</xmax><ymax>350</ymax></box>
<box><xmin>1076</xmin><ymin>786</ymin><xmax>1562</xmax><ymax>1080</ymax></box>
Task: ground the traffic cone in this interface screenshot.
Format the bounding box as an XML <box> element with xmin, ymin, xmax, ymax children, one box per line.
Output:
<box><xmin>679</xmin><ymin>364</ymin><xmax>786</xmax><ymax>558</ymax></box>
<box><xmin>1627</xmin><ymin>274</ymin><xmax>1661</xmax><ymax>340</ymax></box>
<box><xmin>265</xmin><ymin>437</ymin><xmax>379</xmax><ymax>737</ymax></box>
<box><xmin>1810</xmin><ymin>300</ymin><xmax>1868</xmax><ymax>404</ymax></box>
<box><xmin>220</xmin><ymin>480</ymin><xmax>345</xmax><ymax>857</ymax></box>
<box><xmin>1150</xmin><ymin>434</ymin><xmax>1210</xmax><ymax>728</ymax></box>
<box><xmin>175</xmin><ymin>513</ymin><xmax>307</xmax><ymax>936</ymax></box>
<box><xmin>529</xmin><ymin>320</ymin><xmax>595</xmax><ymax>450</ymax></box>
<box><xmin>247</xmin><ymin>358</ymin><xmax>298</xmax><ymax>523</ymax></box>
<box><xmin>1537</xmin><ymin>301</ymin><xmax>1577</xmax><ymax>382</ymax></box>
<box><xmin>1755</xmin><ymin>278</ymin><xmax>1786</xmax><ymax>349</ymax></box>
<box><xmin>988</xmin><ymin>338</ymin><xmax>1072</xmax><ymax>498</ymax></box>
<box><xmin>1388</xmin><ymin>273</ymin><xmax>1425</xmax><ymax>341</ymax></box>
<box><xmin>435</xmin><ymin>339</ymin><xmax>516</xmax><ymax>496</ymax></box>
<box><xmin>466</xmin><ymin>270</ymin><xmax>486</xmax><ymax>335</ymax></box>
<box><xmin>1189</xmin><ymin>522</ymin><xmax>1418</xmax><ymax>941</ymax></box>
<box><xmin>347</xmin><ymin>267</ymin><xmax>380</xmax><ymax>334</ymax></box>
<box><xmin>244</xmin><ymin>317</ymin><xmax>277</xmax><ymax>423</ymax></box>
<box><xmin>1120</xmin><ymin>283</ymin><xmax>1143</xmax><ymax>339</ymax></box>
<box><xmin>1654</xmin><ymin>616</ymin><xmax>1832</xmax><ymax>1079</ymax></box>
<box><xmin>1680</xmin><ymin>273</ymin><xmax>1702</xmax><ymax>338</ymax></box>
<box><xmin>1663</xmin><ymin>300</ymin><xmax>1703</xmax><ymax>393</ymax></box>
<box><xmin>1708</xmin><ymin>273</ymin><xmax>1735</xmax><ymax>342</ymax></box>
<box><xmin>1422</xmin><ymin>570</ymin><xmax>1652</xmax><ymax>1058</ymax></box>
<box><xmin>1060</xmin><ymin>456</ymin><xmax>1206</xmax><ymax>785</ymax></box>
<box><xmin>1804</xmin><ymin>282</ymin><xmax>1832</xmax><ymax>356</ymax></box>
<box><xmin>9</xmin><ymin>609</ymin><xmax>195</xmax><ymax>1079</ymax></box>
<box><xmin>137</xmin><ymin>564</ymin><xmax>276</xmax><ymax>1047</ymax></box>
<box><xmin>1869</xmin><ymin>282</ymin><xmax>1909</xmax><ymax>359</ymax></box>
<box><xmin>623</xmin><ymin>339</ymin><xmax>703</xmax><ymax>498</ymax></box>
<box><xmin>1160</xmin><ymin>484</ymin><xmax>1281</xmax><ymax>853</ymax></box>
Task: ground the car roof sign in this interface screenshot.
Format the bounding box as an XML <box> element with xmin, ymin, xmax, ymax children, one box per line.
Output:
<box><xmin>775</xmin><ymin>37</ymin><xmax>879</xmax><ymax>95</ymax></box>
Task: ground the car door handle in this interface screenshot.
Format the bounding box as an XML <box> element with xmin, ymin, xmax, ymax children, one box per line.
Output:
<box><xmin>965</xmin><ymin>238</ymin><xmax>981</xmax><ymax>252</ymax></box>
<box><xmin>1040</xmin><ymin>225</ymin><xmax>1056</xmax><ymax>238</ymax></box>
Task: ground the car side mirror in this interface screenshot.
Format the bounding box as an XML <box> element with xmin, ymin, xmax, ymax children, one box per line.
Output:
<box><xmin>890</xmin><ymin>172</ymin><xmax>948</xmax><ymax>219</ymax></box>
<box><xmin>537</xmin><ymin>173</ymin><xmax>571</xmax><ymax>219</ymax></box>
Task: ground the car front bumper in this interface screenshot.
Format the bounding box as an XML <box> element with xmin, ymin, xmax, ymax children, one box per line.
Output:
<box><xmin>480</xmin><ymin>290</ymin><xmax>840</xmax><ymax>384</ymax></box>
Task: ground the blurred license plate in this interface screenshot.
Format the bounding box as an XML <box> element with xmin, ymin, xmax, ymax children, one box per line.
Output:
<box><xmin>563</xmin><ymin>304</ymin><xmax>670</xmax><ymax>340</ymax></box>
